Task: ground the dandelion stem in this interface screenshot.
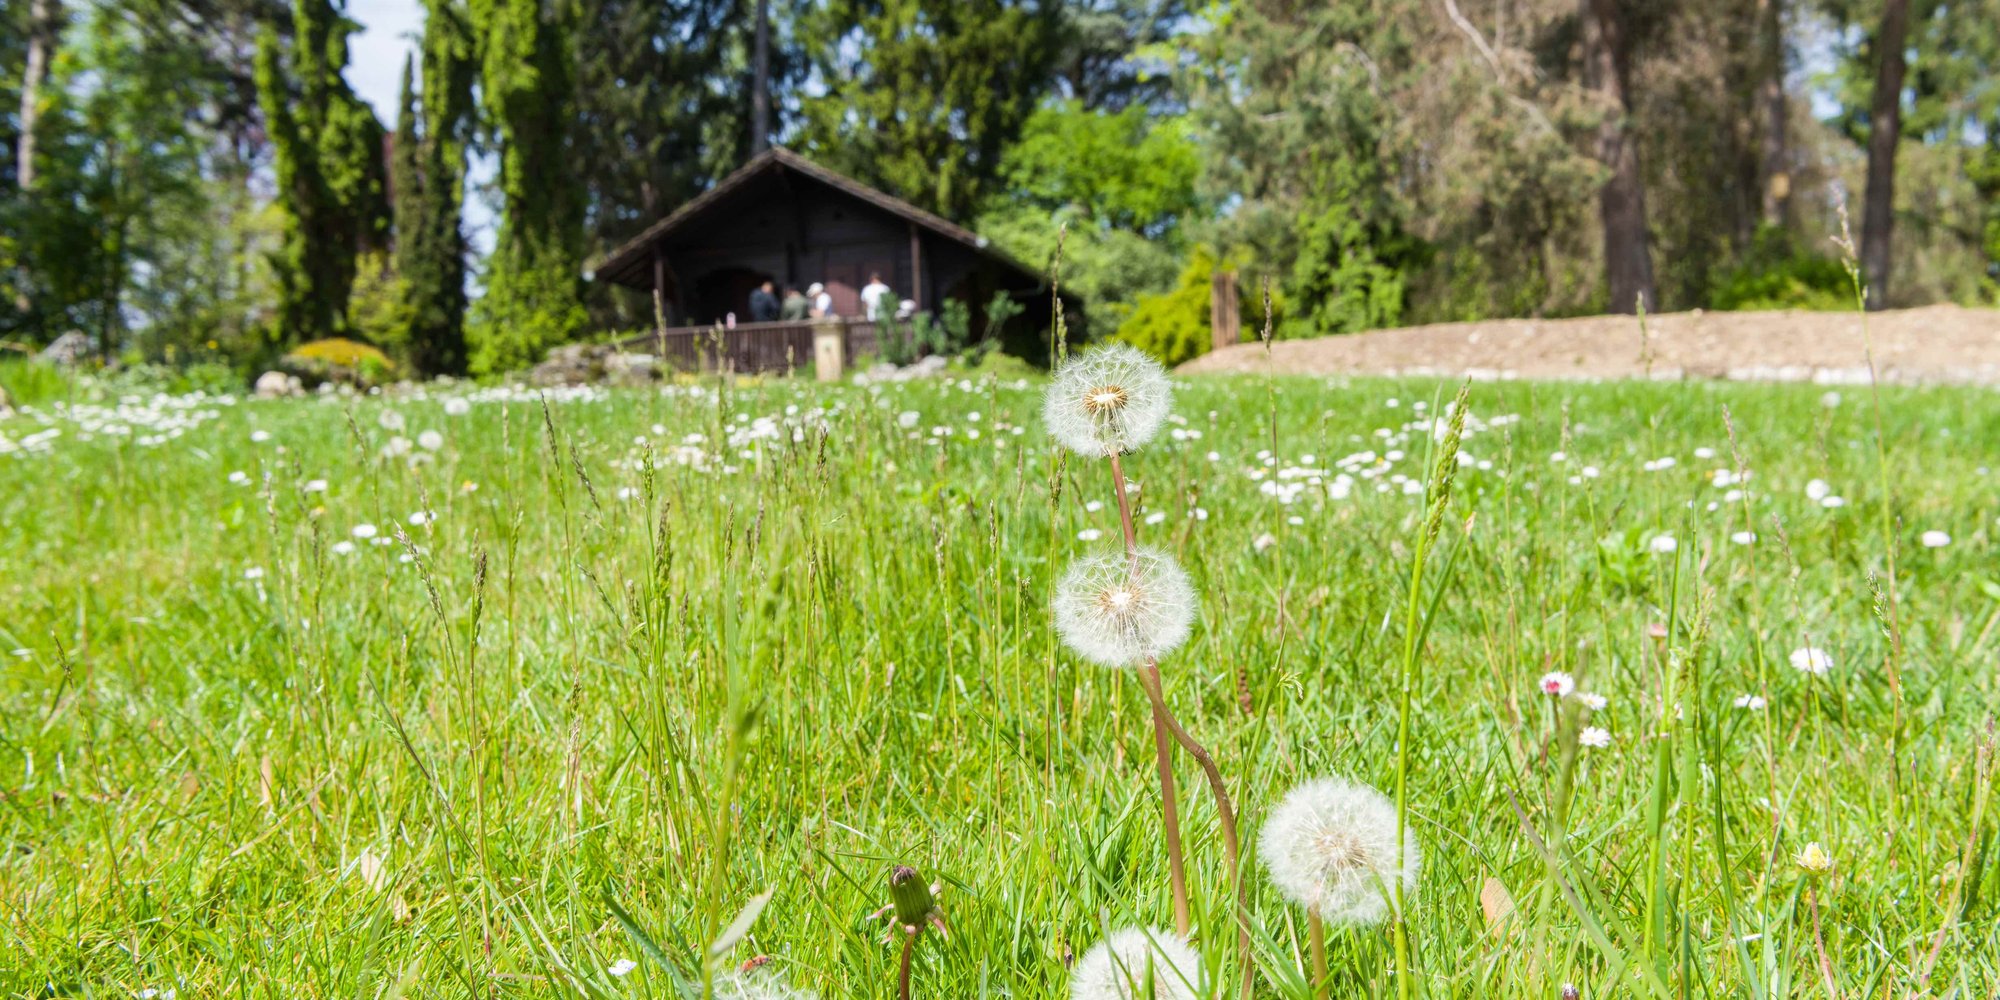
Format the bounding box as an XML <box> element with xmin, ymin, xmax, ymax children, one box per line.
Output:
<box><xmin>1108</xmin><ymin>452</ymin><xmax>1140</xmax><ymax>557</ymax></box>
<box><xmin>1308</xmin><ymin>911</ymin><xmax>1329</xmax><ymax>1000</ymax></box>
<box><xmin>1806</xmin><ymin>882</ymin><xmax>1837</xmax><ymax>998</ymax></box>
<box><xmin>899</xmin><ymin>927</ymin><xmax>917</xmax><ymax>1000</ymax></box>
<box><xmin>1140</xmin><ymin>660</ymin><xmax>1251</xmax><ymax>998</ymax></box>
<box><xmin>1140</xmin><ymin>660</ymin><xmax>1194</xmax><ymax>936</ymax></box>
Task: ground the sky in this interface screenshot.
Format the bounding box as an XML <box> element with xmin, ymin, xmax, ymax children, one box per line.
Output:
<box><xmin>346</xmin><ymin>0</ymin><xmax>497</xmax><ymax>257</ymax></box>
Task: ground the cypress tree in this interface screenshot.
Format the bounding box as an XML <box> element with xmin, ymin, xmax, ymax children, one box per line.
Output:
<box><xmin>253</xmin><ymin>0</ymin><xmax>388</xmax><ymax>344</ymax></box>
<box><xmin>391</xmin><ymin>0</ymin><xmax>476</xmax><ymax>375</ymax></box>
<box><xmin>465</xmin><ymin>0</ymin><xmax>586</xmax><ymax>375</ymax></box>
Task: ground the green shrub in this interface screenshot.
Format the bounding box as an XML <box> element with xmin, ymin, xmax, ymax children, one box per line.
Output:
<box><xmin>1114</xmin><ymin>247</ymin><xmax>1283</xmax><ymax>366</ymax></box>
<box><xmin>1711</xmin><ymin>228</ymin><xmax>1854</xmax><ymax>311</ymax></box>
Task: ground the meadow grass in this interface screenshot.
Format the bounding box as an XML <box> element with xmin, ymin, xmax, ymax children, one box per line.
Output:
<box><xmin>2</xmin><ymin>371</ymin><xmax>1996</xmax><ymax>997</ymax></box>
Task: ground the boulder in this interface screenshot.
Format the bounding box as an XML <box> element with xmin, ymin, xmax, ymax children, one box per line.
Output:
<box><xmin>39</xmin><ymin>331</ymin><xmax>92</xmax><ymax>366</ymax></box>
<box><xmin>604</xmin><ymin>351</ymin><xmax>659</xmax><ymax>386</ymax></box>
<box><xmin>530</xmin><ymin>343</ymin><xmax>612</xmax><ymax>386</ymax></box>
<box><xmin>254</xmin><ymin>370</ymin><xmax>304</xmax><ymax>399</ymax></box>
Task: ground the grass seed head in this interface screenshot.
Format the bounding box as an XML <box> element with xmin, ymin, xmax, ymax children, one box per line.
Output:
<box><xmin>1052</xmin><ymin>547</ymin><xmax>1197</xmax><ymax>668</ymax></box>
<box><xmin>1069</xmin><ymin>926</ymin><xmax>1204</xmax><ymax>1000</ymax></box>
<box><xmin>1043</xmin><ymin>344</ymin><xmax>1172</xmax><ymax>457</ymax></box>
<box><xmin>1259</xmin><ymin>775</ymin><xmax>1420</xmax><ymax>926</ymax></box>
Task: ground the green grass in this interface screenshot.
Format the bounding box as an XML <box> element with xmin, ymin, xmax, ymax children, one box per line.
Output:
<box><xmin>2</xmin><ymin>372</ymin><xmax>1996</xmax><ymax>997</ymax></box>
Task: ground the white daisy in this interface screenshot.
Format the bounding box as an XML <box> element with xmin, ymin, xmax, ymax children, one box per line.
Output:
<box><xmin>1258</xmin><ymin>775</ymin><xmax>1418</xmax><ymax>926</ymax></box>
<box><xmin>1579</xmin><ymin>726</ymin><xmax>1612</xmax><ymax>748</ymax></box>
<box><xmin>1648</xmin><ymin>534</ymin><xmax>1678</xmax><ymax>553</ymax></box>
<box><xmin>443</xmin><ymin>397</ymin><xmax>472</xmax><ymax>416</ymax></box>
<box><xmin>417</xmin><ymin>430</ymin><xmax>445</xmax><ymax>451</ymax></box>
<box><xmin>1734</xmin><ymin>693</ymin><xmax>1766</xmax><ymax>710</ymax></box>
<box><xmin>1042</xmin><ymin>344</ymin><xmax>1172</xmax><ymax>457</ymax></box>
<box><xmin>1576</xmin><ymin>692</ymin><xmax>1607</xmax><ymax>711</ymax></box>
<box><xmin>608</xmin><ymin>958</ymin><xmax>638</xmax><ymax>977</ymax></box>
<box><xmin>1788</xmin><ymin>646</ymin><xmax>1832</xmax><ymax>677</ymax></box>
<box><xmin>1920</xmin><ymin>530</ymin><xmax>1951</xmax><ymax>548</ymax></box>
<box><xmin>1538</xmin><ymin>671</ymin><xmax>1575</xmax><ymax>698</ymax></box>
<box><xmin>351</xmin><ymin>523</ymin><xmax>379</xmax><ymax>539</ymax></box>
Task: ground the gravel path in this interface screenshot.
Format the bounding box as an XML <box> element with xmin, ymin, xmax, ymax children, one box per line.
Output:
<box><xmin>1178</xmin><ymin>304</ymin><xmax>2000</xmax><ymax>386</ymax></box>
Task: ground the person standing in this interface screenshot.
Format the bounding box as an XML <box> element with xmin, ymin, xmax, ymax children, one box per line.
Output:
<box><xmin>860</xmin><ymin>272</ymin><xmax>892</xmax><ymax>320</ymax></box>
<box><xmin>748</xmin><ymin>280</ymin><xmax>780</xmax><ymax>322</ymax></box>
<box><xmin>780</xmin><ymin>285</ymin><xmax>810</xmax><ymax>321</ymax></box>
<box><xmin>807</xmin><ymin>282</ymin><xmax>833</xmax><ymax>318</ymax></box>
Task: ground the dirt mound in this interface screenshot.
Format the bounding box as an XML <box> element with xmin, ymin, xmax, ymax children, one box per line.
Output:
<box><xmin>1178</xmin><ymin>304</ymin><xmax>2000</xmax><ymax>385</ymax></box>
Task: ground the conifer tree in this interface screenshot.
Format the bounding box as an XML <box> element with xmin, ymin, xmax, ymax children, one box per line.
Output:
<box><xmin>253</xmin><ymin>0</ymin><xmax>387</xmax><ymax>344</ymax></box>
<box><xmin>465</xmin><ymin>0</ymin><xmax>585</xmax><ymax>374</ymax></box>
<box><xmin>390</xmin><ymin>0</ymin><xmax>475</xmax><ymax>375</ymax></box>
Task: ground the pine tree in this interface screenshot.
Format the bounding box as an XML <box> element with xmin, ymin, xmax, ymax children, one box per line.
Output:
<box><xmin>1184</xmin><ymin>0</ymin><xmax>1421</xmax><ymax>335</ymax></box>
<box><xmin>390</xmin><ymin>0</ymin><xmax>475</xmax><ymax>375</ymax></box>
<box><xmin>253</xmin><ymin>0</ymin><xmax>388</xmax><ymax>344</ymax></box>
<box><xmin>465</xmin><ymin>0</ymin><xmax>586</xmax><ymax>374</ymax></box>
<box><xmin>796</xmin><ymin>0</ymin><xmax>1057</xmax><ymax>222</ymax></box>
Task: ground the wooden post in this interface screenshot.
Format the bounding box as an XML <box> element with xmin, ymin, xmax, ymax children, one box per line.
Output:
<box><xmin>813</xmin><ymin>320</ymin><xmax>845</xmax><ymax>382</ymax></box>
<box><xmin>1211</xmin><ymin>269</ymin><xmax>1240</xmax><ymax>352</ymax></box>
<box><xmin>908</xmin><ymin>222</ymin><xmax>923</xmax><ymax>310</ymax></box>
<box><xmin>651</xmin><ymin>247</ymin><xmax>669</xmax><ymax>349</ymax></box>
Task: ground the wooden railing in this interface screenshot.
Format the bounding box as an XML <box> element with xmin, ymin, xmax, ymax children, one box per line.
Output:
<box><xmin>614</xmin><ymin>317</ymin><xmax>923</xmax><ymax>375</ymax></box>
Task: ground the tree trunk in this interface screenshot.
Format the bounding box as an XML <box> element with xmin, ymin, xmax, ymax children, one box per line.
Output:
<box><xmin>1755</xmin><ymin>0</ymin><xmax>1790</xmax><ymax>228</ymax></box>
<box><xmin>750</xmin><ymin>0</ymin><xmax>771</xmax><ymax>155</ymax></box>
<box><xmin>1580</xmin><ymin>0</ymin><xmax>1656</xmax><ymax>314</ymax></box>
<box><xmin>17</xmin><ymin>0</ymin><xmax>61</xmax><ymax>192</ymax></box>
<box><xmin>1860</xmin><ymin>0</ymin><xmax>1908</xmax><ymax>310</ymax></box>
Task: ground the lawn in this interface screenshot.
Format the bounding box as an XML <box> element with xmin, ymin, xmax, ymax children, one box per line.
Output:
<box><xmin>2</xmin><ymin>368</ymin><xmax>1996</xmax><ymax>997</ymax></box>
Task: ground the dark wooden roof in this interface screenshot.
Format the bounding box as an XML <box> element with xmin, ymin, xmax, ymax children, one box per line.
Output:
<box><xmin>589</xmin><ymin>147</ymin><xmax>1043</xmax><ymax>289</ymax></box>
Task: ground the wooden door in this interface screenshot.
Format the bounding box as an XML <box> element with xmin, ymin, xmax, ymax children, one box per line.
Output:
<box><xmin>822</xmin><ymin>260</ymin><xmax>861</xmax><ymax>318</ymax></box>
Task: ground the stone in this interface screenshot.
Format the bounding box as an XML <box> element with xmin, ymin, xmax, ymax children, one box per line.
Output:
<box><xmin>529</xmin><ymin>343</ymin><xmax>612</xmax><ymax>386</ymax></box>
<box><xmin>254</xmin><ymin>370</ymin><xmax>304</xmax><ymax>398</ymax></box>
<box><xmin>39</xmin><ymin>331</ymin><xmax>92</xmax><ymax>366</ymax></box>
<box><xmin>603</xmin><ymin>351</ymin><xmax>659</xmax><ymax>386</ymax></box>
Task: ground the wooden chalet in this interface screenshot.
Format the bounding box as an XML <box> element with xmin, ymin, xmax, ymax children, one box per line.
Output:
<box><xmin>588</xmin><ymin>147</ymin><xmax>1069</xmax><ymax>373</ymax></box>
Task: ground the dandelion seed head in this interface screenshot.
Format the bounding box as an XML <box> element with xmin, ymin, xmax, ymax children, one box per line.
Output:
<box><xmin>1052</xmin><ymin>548</ymin><xmax>1196</xmax><ymax>668</ymax></box>
<box><xmin>1069</xmin><ymin>926</ymin><xmax>1204</xmax><ymax>1000</ymax></box>
<box><xmin>712</xmin><ymin>957</ymin><xmax>818</xmax><ymax>1000</ymax></box>
<box><xmin>1258</xmin><ymin>775</ymin><xmax>1418</xmax><ymax>925</ymax></box>
<box><xmin>1043</xmin><ymin>345</ymin><xmax>1171</xmax><ymax>456</ymax></box>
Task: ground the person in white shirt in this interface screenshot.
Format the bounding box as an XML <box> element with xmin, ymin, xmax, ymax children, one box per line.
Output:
<box><xmin>860</xmin><ymin>272</ymin><xmax>892</xmax><ymax>320</ymax></box>
<box><xmin>807</xmin><ymin>282</ymin><xmax>833</xmax><ymax>318</ymax></box>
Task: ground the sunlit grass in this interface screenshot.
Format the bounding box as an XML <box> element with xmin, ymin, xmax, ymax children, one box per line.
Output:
<box><xmin>2</xmin><ymin>373</ymin><xmax>1996</xmax><ymax>997</ymax></box>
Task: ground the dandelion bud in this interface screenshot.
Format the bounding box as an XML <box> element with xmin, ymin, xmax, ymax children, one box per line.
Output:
<box><xmin>1042</xmin><ymin>344</ymin><xmax>1172</xmax><ymax>457</ymax></box>
<box><xmin>1259</xmin><ymin>775</ymin><xmax>1420</xmax><ymax>926</ymax></box>
<box><xmin>889</xmin><ymin>865</ymin><xmax>935</xmax><ymax>928</ymax></box>
<box><xmin>1070</xmin><ymin>926</ymin><xmax>1204</xmax><ymax>1000</ymax></box>
<box><xmin>1795</xmin><ymin>841</ymin><xmax>1833</xmax><ymax>875</ymax></box>
<box><xmin>1053</xmin><ymin>548</ymin><xmax>1197</xmax><ymax>668</ymax></box>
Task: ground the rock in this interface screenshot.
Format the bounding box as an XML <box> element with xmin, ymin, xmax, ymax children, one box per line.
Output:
<box><xmin>529</xmin><ymin>343</ymin><xmax>612</xmax><ymax>386</ymax></box>
<box><xmin>254</xmin><ymin>370</ymin><xmax>304</xmax><ymax>398</ymax></box>
<box><xmin>604</xmin><ymin>351</ymin><xmax>659</xmax><ymax>386</ymax></box>
<box><xmin>853</xmin><ymin>354</ymin><xmax>951</xmax><ymax>384</ymax></box>
<box><xmin>39</xmin><ymin>331</ymin><xmax>92</xmax><ymax>366</ymax></box>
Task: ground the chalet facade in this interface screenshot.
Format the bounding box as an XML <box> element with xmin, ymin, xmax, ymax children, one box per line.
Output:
<box><xmin>588</xmin><ymin>148</ymin><xmax>1067</xmax><ymax>368</ymax></box>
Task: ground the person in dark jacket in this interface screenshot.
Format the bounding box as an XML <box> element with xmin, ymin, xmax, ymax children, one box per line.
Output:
<box><xmin>748</xmin><ymin>280</ymin><xmax>780</xmax><ymax>322</ymax></box>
